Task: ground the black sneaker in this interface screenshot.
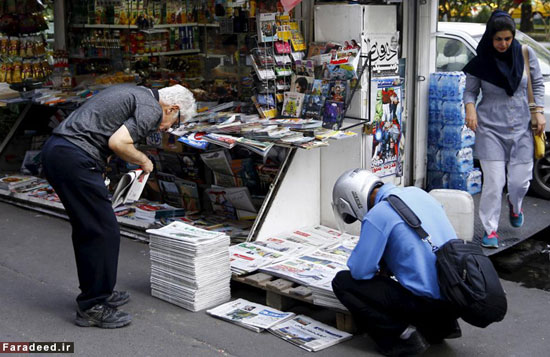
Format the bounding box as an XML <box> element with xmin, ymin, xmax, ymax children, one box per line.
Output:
<box><xmin>75</xmin><ymin>304</ymin><xmax>132</xmax><ymax>329</ymax></box>
<box><xmin>422</xmin><ymin>320</ymin><xmax>462</xmax><ymax>344</ymax></box>
<box><xmin>105</xmin><ymin>290</ymin><xmax>130</xmax><ymax>307</ymax></box>
<box><xmin>378</xmin><ymin>330</ymin><xmax>430</xmax><ymax>357</ymax></box>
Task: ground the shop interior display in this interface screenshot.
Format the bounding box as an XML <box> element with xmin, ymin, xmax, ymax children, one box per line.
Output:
<box><xmin>0</xmin><ymin>0</ymin><xmax>53</xmax><ymax>89</ymax></box>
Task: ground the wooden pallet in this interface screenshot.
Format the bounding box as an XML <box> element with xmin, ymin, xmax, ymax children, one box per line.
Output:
<box><xmin>232</xmin><ymin>272</ymin><xmax>356</xmax><ymax>333</ymax></box>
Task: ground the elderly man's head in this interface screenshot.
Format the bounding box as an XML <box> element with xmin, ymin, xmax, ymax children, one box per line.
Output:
<box><xmin>158</xmin><ymin>85</ymin><xmax>197</xmax><ymax>131</ymax></box>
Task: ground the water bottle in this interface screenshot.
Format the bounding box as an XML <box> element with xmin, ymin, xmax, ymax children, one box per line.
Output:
<box><xmin>429</xmin><ymin>99</ymin><xmax>442</xmax><ymax>124</ymax></box>
<box><xmin>439</xmin><ymin>125</ymin><xmax>461</xmax><ymax>148</ymax></box>
<box><xmin>441</xmin><ymin>100</ymin><xmax>464</xmax><ymax>125</ymax></box>
<box><xmin>461</xmin><ymin>125</ymin><xmax>475</xmax><ymax>147</ymax></box>
<box><xmin>429</xmin><ymin>74</ymin><xmax>438</xmax><ymax>98</ymax></box>
<box><xmin>441</xmin><ymin>147</ymin><xmax>473</xmax><ymax>173</ymax></box>
<box><xmin>427</xmin><ymin>170</ymin><xmax>449</xmax><ymax>190</ymax></box>
<box><xmin>428</xmin><ymin>123</ymin><xmax>442</xmax><ymax>146</ymax></box>
<box><xmin>427</xmin><ymin>145</ymin><xmax>441</xmax><ymax>171</ymax></box>
<box><xmin>466</xmin><ymin>168</ymin><xmax>482</xmax><ymax>194</ymax></box>
<box><xmin>450</xmin><ymin>168</ymin><xmax>482</xmax><ymax>194</ymax></box>
<box><xmin>439</xmin><ymin>124</ymin><xmax>475</xmax><ymax>148</ymax></box>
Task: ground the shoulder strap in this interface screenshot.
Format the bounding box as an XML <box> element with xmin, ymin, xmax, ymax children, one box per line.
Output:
<box><xmin>522</xmin><ymin>45</ymin><xmax>535</xmax><ymax>105</ymax></box>
<box><xmin>386</xmin><ymin>194</ymin><xmax>438</xmax><ymax>251</ymax></box>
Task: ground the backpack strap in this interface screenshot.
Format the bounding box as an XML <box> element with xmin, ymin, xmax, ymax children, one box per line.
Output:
<box><xmin>386</xmin><ymin>194</ymin><xmax>438</xmax><ymax>252</ymax></box>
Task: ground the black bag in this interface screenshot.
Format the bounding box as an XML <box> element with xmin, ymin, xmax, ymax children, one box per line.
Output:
<box><xmin>386</xmin><ymin>194</ymin><xmax>507</xmax><ymax>328</ymax></box>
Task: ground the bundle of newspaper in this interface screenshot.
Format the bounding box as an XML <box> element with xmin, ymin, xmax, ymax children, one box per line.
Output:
<box><xmin>229</xmin><ymin>233</ymin><xmax>318</xmax><ymax>275</ymax></box>
<box><xmin>206</xmin><ymin>298</ymin><xmax>295</xmax><ymax>332</ymax></box>
<box><xmin>259</xmin><ymin>228</ymin><xmax>359</xmax><ymax>310</ymax></box>
<box><xmin>268</xmin><ymin>314</ymin><xmax>353</xmax><ymax>352</ymax></box>
<box><xmin>146</xmin><ymin>221</ymin><xmax>231</xmax><ymax>312</ymax></box>
<box><xmin>309</xmin><ymin>239</ymin><xmax>358</xmax><ymax>311</ymax></box>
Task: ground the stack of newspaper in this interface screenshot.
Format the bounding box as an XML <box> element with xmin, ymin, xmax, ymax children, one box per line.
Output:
<box><xmin>229</xmin><ymin>234</ymin><xmax>314</xmax><ymax>275</ymax></box>
<box><xmin>206</xmin><ymin>298</ymin><xmax>295</xmax><ymax>332</ymax></box>
<box><xmin>308</xmin><ymin>239</ymin><xmax>358</xmax><ymax>311</ymax></box>
<box><xmin>146</xmin><ymin>221</ymin><xmax>231</xmax><ymax>311</ymax></box>
<box><xmin>268</xmin><ymin>314</ymin><xmax>353</xmax><ymax>352</ymax></box>
<box><xmin>258</xmin><ymin>227</ymin><xmax>359</xmax><ymax>311</ymax></box>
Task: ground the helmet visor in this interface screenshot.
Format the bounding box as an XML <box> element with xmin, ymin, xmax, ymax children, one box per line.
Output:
<box><xmin>331</xmin><ymin>202</ymin><xmax>348</xmax><ymax>234</ymax></box>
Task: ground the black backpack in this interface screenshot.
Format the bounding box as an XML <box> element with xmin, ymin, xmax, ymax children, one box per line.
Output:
<box><xmin>386</xmin><ymin>194</ymin><xmax>507</xmax><ymax>328</ymax></box>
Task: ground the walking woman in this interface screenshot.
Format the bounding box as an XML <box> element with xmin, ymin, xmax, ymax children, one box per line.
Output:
<box><xmin>463</xmin><ymin>10</ymin><xmax>546</xmax><ymax>248</ymax></box>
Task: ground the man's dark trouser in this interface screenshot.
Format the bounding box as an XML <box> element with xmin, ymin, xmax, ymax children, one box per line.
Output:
<box><xmin>332</xmin><ymin>271</ymin><xmax>459</xmax><ymax>348</ymax></box>
<box><xmin>41</xmin><ymin>135</ymin><xmax>120</xmax><ymax>311</ymax></box>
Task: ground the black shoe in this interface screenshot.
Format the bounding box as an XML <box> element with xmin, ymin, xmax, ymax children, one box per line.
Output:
<box><xmin>75</xmin><ymin>304</ymin><xmax>132</xmax><ymax>329</ymax></box>
<box><xmin>422</xmin><ymin>320</ymin><xmax>462</xmax><ymax>344</ymax></box>
<box><xmin>378</xmin><ymin>330</ymin><xmax>430</xmax><ymax>357</ymax></box>
<box><xmin>105</xmin><ymin>290</ymin><xmax>130</xmax><ymax>307</ymax></box>
<box><xmin>444</xmin><ymin>320</ymin><xmax>462</xmax><ymax>339</ymax></box>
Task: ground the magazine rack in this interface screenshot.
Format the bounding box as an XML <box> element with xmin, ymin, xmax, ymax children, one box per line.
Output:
<box><xmin>339</xmin><ymin>53</ymin><xmax>373</xmax><ymax>131</ymax></box>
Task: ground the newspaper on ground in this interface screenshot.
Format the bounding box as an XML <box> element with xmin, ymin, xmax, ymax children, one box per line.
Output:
<box><xmin>147</xmin><ymin>221</ymin><xmax>231</xmax><ymax>311</ymax></box>
<box><xmin>206</xmin><ymin>298</ymin><xmax>295</xmax><ymax>332</ymax></box>
<box><xmin>268</xmin><ymin>314</ymin><xmax>353</xmax><ymax>351</ymax></box>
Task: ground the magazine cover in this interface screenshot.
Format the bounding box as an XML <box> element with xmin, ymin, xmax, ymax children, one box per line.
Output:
<box><xmin>289</xmin><ymin>22</ymin><xmax>306</xmax><ymax>52</ymax></box>
<box><xmin>178</xmin><ymin>179</ymin><xmax>201</xmax><ymax>213</ymax></box>
<box><xmin>302</xmin><ymin>94</ymin><xmax>326</xmax><ymax>120</ymax></box>
<box><xmin>369</xmin><ymin>77</ymin><xmax>403</xmax><ymax>178</ymax></box>
<box><xmin>290</xmin><ymin>75</ymin><xmax>314</xmax><ymax>94</ymax></box>
<box><xmin>281</xmin><ymin>92</ymin><xmax>305</xmax><ymax>117</ymax></box>
<box><xmin>328</xmin><ymin>80</ymin><xmax>348</xmax><ymax>103</ymax></box>
<box><xmin>310</xmin><ymin>79</ymin><xmax>331</xmax><ymax>97</ymax></box>
<box><xmin>257</xmin><ymin>13</ymin><xmax>277</xmax><ymax>43</ymax></box>
<box><xmin>322</xmin><ymin>100</ymin><xmax>344</xmax><ymax>130</ymax></box>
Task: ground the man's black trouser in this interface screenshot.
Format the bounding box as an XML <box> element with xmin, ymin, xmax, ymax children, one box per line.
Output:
<box><xmin>41</xmin><ymin>135</ymin><xmax>120</xmax><ymax>311</ymax></box>
<box><xmin>332</xmin><ymin>271</ymin><xmax>459</xmax><ymax>348</ymax></box>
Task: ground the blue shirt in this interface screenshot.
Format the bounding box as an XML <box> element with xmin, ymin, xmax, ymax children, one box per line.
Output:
<box><xmin>347</xmin><ymin>183</ymin><xmax>457</xmax><ymax>299</ymax></box>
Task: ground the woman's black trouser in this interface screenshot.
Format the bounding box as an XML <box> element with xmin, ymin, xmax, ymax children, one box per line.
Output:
<box><xmin>41</xmin><ymin>135</ymin><xmax>120</xmax><ymax>311</ymax></box>
<box><xmin>332</xmin><ymin>271</ymin><xmax>459</xmax><ymax>348</ymax></box>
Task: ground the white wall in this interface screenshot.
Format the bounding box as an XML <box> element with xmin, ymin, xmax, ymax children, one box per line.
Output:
<box><xmin>255</xmin><ymin>149</ymin><xmax>321</xmax><ymax>240</ymax></box>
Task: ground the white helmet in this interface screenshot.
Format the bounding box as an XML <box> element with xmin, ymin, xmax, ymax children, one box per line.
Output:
<box><xmin>332</xmin><ymin>169</ymin><xmax>383</xmax><ymax>229</ymax></box>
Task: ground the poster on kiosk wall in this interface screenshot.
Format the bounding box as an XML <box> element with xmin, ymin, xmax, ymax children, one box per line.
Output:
<box><xmin>369</xmin><ymin>77</ymin><xmax>403</xmax><ymax>178</ymax></box>
<box><xmin>364</xmin><ymin>32</ymin><xmax>400</xmax><ymax>77</ymax></box>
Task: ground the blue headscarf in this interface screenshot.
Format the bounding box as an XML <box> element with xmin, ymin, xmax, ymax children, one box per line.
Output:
<box><xmin>463</xmin><ymin>10</ymin><xmax>524</xmax><ymax>96</ymax></box>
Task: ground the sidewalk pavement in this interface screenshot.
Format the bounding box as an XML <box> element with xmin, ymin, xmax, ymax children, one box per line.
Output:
<box><xmin>1</xmin><ymin>201</ymin><xmax>549</xmax><ymax>357</ymax></box>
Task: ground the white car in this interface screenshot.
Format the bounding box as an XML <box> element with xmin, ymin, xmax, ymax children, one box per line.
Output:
<box><xmin>436</xmin><ymin>22</ymin><xmax>550</xmax><ymax>199</ymax></box>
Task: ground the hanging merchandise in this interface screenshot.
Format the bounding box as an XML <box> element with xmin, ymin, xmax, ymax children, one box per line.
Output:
<box><xmin>0</xmin><ymin>0</ymin><xmax>52</xmax><ymax>88</ymax></box>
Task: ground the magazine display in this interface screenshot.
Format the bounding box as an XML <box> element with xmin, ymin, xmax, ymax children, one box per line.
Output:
<box><xmin>206</xmin><ymin>298</ymin><xmax>295</xmax><ymax>332</ymax></box>
<box><xmin>268</xmin><ymin>315</ymin><xmax>352</xmax><ymax>351</ymax></box>
<box><xmin>0</xmin><ymin>175</ymin><xmax>39</xmax><ymax>191</ymax></box>
<box><xmin>146</xmin><ymin>221</ymin><xmax>231</xmax><ymax>311</ymax></box>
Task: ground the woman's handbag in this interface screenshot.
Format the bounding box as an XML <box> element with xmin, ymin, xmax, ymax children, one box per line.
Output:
<box><xmin>523</xmin><ymin>45</ymin><xmax>547</xmax><ymax>160</ymax></box>
<box><xmin>534</xmin><ymin>131</ymin><xmax>546</xmax><ymax>159</ymax></box>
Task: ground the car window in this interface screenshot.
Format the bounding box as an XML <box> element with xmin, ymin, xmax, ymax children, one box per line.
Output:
<box><xmin>515</xmin><ymin>32</ymin><xmax>550</xmax><ymax>76</ymax></box>
<box><xmin>436</xmin><ymin>37</ymin><xmax>475</xmax><ymax>72</ymax></box>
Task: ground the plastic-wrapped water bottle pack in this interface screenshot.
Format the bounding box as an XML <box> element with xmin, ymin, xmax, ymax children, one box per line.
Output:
<box><xmin>427</xmin><ymin>72</ymin><xmax>481</xmax><ymax>194</ymax></box>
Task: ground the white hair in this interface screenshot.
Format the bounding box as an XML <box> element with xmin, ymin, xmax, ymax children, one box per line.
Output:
<box><xmin>158</xmin><ymin>84</ymin><xmax>197</xmax><ymax>122</ymax></box>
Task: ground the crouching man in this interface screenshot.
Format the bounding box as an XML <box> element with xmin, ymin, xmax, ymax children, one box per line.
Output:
<box><xmin>331</xmin><ymin>169</ymin><xmax>461</xmax><ymax>356</ymax></box>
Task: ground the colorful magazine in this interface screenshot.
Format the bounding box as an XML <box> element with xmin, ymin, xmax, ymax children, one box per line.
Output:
<box><xmin>281</xmin><ymin>92</ymin><xmax>305</xmax><ymax>117</ymax></box>
<box><xmin>257</xmin><ymin>13</ymin><xmax>277</xmax><ymax>43</ymax></box>
<box><xmin>322</xmin><ymin>100</ymin><xmax>344</xmax><ymax>130</ymax></box>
